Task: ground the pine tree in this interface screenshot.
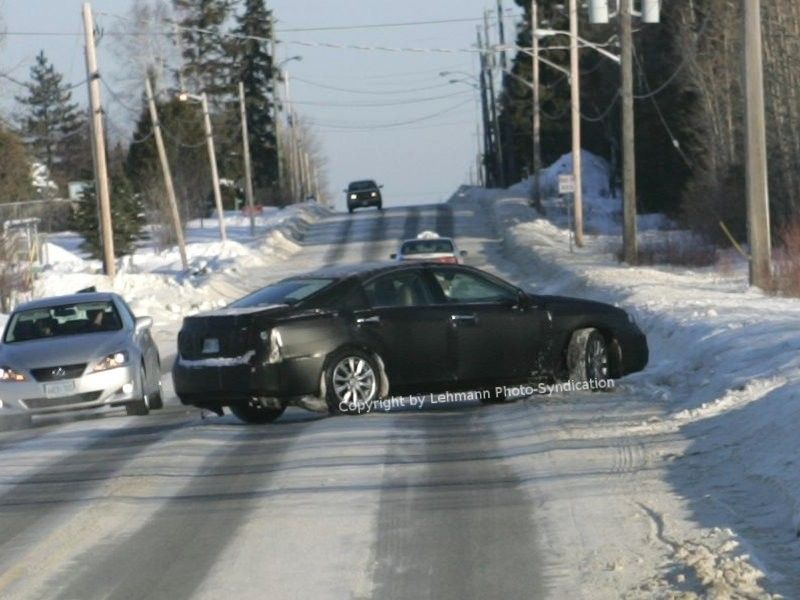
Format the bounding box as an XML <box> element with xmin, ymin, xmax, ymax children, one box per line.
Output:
<box><xmin>16</xmin><ymin>51</ymin><xmax>83</xmax><ymax>183</ymax></box>
<box><xmin>125</xmin><ymin>96</ymin><xmax>209</xmax><ymax>220</ymax></box>
<box><xmin>173</xmin><ymin>0</ymin><xmax>235</xmax><ymax>101</ymax></box>
<box><xmin>231</xmin><ymin>0</ymin><xmax>278</xmax><ymax>191</ymax></box>
<box><xmin>0</xmin><ymin>128</ymin><xmax>33</xmax><ymax>203</ymax></box>
<box><xmin>69</xmin><ymin>175</ymin><xmax>146</xmax><ymax>259</ymax></box>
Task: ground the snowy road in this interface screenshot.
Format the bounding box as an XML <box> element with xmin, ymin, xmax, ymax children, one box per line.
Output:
<box><xmin>0</xmin><ymin>197</ymin><xmax>777</xmax><ymax>598</ymax></box>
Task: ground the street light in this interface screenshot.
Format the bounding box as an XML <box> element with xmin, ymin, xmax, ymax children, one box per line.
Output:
<box><xmin>441</xmin><ymin>71</ymin><xmax>492</xmax><ymax>188</ymax></box>
<box><xmin>178</xmin><ymin>91</ymin><xmax>226</xmax><ymax>242</ymax></box>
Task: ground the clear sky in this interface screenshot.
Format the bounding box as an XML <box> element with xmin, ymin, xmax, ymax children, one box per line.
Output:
<box><xmin>1</xmin><ymin>0</ymin><xmax>521</xmax><ymax>209</ymax></box>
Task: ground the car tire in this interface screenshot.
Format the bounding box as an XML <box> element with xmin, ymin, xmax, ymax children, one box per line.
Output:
<box><xmin>377</xmin><ymin>203</ymin><xmax>383</xmax><ymax>211</ymax></box>
<box><xmin>348</xmin><ymin>205</ymin><xmax>354</xmax><ymax>214</ymax></box>
<box><xmin>230</xmin><ymin>402</ymin><xmax>286</xmax><ymax>424</ymax></box>
<box><xmin>324</xmin><ymin>349</ymin><xmax>380</xmax><ymax>415</ymax></box>
<box><xmin>126</xmin><ymin>365</ymin><xmax>150</xmax><ymax>416</ymax></box>
<box><xmin>566</xmin><ymin>328</ymin><xmax>610</xmax><ymax>385</ymax></box>
<box><xmin>148</xmin><ymin>359</ymin><xmax>164</xmax><ymax>410</ymax></box>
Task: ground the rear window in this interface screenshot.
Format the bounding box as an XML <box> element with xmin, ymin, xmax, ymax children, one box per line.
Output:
<box><xmin>232</xmin><ymin>278</ymin><xmax>335</xmax><ymax>308</ymax></box>
<box><xmin>401</xmin><ymin>239</ymin><xmax>455</xmax><ymax>255</ymax></box>
<box><xmin>349</xmin><ymin>181</ymin><xmax>377</xmax><ymax>191</ymax></box>
<box><xmin>4</xmin><ymin>301</ymin><xmax>123</xmax><ymax>343</ymax></box>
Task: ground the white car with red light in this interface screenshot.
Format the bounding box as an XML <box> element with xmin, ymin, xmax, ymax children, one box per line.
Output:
<box><xmin>390</xmin><ymin>231</ymin><xmax>467</xmax><ymax>264</ymax></box>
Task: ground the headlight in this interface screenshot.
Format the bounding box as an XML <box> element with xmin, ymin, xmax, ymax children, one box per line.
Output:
<box><xmin>371</xmin><ymin>192</ymin><xmax>377</xmax><ymax>197</ymax></box>
<box><xmin>93</xmin><ymin>351</ymin><xmax>129</xmax><ymax>372</ymax></box>
<box><xmin>268</xmin><ymin>329</ymin><xmax>283</xmax><ymax>364</ymax></box>
<box><xmin>0</xmin><ymin>367</ymin><xmax>27</xmax><ymax>382</ymax></box>
<box><xmin>350</xmin><ymin>194</ymin><xmax>357</xmax><ymax>200</ymax></box>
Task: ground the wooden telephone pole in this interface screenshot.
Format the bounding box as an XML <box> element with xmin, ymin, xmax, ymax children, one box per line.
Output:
<box><xmin>238</xmin><ymin>82</ymin><xmax>256</xmax><ymax>236</ymax></box>
<box><xmin>620</xmin><ymin>0</ymin><xmax>637</xmax><ymax>264</ymax></box>
<box><xmin>145</xmin><ymin>76</ymin><xmax>188</xmax><ymax>269</ymax></box>
<box><xmin>743</xmin><ymin>0</ymin><xmax>772</xmax><ymax>288</ymax></box>
<box><xmin>531</xmin><ymin>0</ymin><xmax>542</xmax><ymax>209</ymax></box>
<box><xmin>569</xmin><ymin>0</ymin><xmax>584</xmax><ymax>247</ymax></box>
<box><xmin>81</xmin><ymin>3</ymin><xmax>115</xmax><ymax>277</ymax></box>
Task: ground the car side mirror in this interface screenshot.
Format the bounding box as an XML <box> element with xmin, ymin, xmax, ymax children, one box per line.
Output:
<box><xmin>390</xmin><ymin>253</ymin><xmax>397</xmax><ymax>259</ymax></box>
<box><xmin>135</xmin><ymin>316</ymin><xmax>153</xmax><ymax>332</ymax></box>
<box><xmin>379</xmin><ymin>185</ymin><xmax>384</xmax><ymax>189</ymax></box>
<box><xmin>459</xmin><ymin>250</ymin><xmax>468</xmax><ymax>257</ymax></box>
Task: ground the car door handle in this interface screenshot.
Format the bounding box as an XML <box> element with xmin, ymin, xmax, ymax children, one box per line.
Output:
<box><xmin>356</xmin><ymin>315</ymin><xmax>381</xmax><ymax>325</ymax></box>
<box><xmin>450</xmin><ymin>314</ymin><xmax>477</xmax><ymax>323</ymax></box>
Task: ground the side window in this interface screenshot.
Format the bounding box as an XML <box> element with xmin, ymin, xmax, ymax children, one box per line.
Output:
<box><xmin>432</xmin><ymin>269</ymin><xmax>518</xmax><ymax>304</ymax></box>
<box><xmin>115</xmin><ymin>298</ymin><xmax>136</xmax><ymax>329</ymax></box>
<box><xmin>364</xmin><ymin>271</ymin><xmax>432</xmax><ymax>308</ymax></box>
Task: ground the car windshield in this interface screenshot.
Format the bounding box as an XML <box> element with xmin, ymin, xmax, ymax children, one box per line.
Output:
<box><xmin>3</xmin><ymin>301</ymin><xmax>123</xmax><ymax>343</ymax></box>
<box><xmin>401</xmin><ymin>239</ymin><xmax>455</xmax><ymax>255</ymax></box>
<box><xmin>232</xmin><ymin>278</ymin><xmax>335</xmax><ymax>307</ymax></box>
<box><xmin>349</xmin><ymin>180</ymin><xmax>377</xmax><ymax>191</ymax></box>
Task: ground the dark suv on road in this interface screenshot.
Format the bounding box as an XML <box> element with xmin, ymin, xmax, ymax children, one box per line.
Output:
<box><xmin>346</xmin><ymin>180</ymin><xmax>383</xmax><ymax>213</ymax></box>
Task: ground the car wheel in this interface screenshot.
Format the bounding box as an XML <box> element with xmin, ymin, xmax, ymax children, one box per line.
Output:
<box><xmin>377</xmin><ymin>203</ymin><xmax>383</xmax><ymax>211</ymax></box>
<box><xmin>126</xmin><ymin>365</ymin><xmax>150</xmax><ymax>416</ymax></box>
<box><xmin>325</xmin><ymin>349</ymin><xmax>379</xmax><ymax>415</ymax></box>
<box><xmin>230</xmin><ymin>402</ymin><xmax>286</xmax><ymax>424</ymax></box>
<box><xmin>348</xmin><ymin>205</ymin><xmax>354</xmax><ymax>214</ymax></box>
<box><xmin>147</xmin><ymin>358</ymin><xmax>164</xmax><ymax>410</ymax></box>
<box><xmin>567</xmin><ymin>328</ymin><xmax>610</xmax><ymax>384</ymax></box>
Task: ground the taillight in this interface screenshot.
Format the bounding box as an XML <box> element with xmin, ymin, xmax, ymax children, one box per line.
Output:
<box><xmin>435</xmin><ymin>256</ymin><xmax>458</xmax><ymax>264</ymax></box>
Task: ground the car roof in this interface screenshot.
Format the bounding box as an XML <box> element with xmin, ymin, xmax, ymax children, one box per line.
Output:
<box><xmin>12</xmin><ymin>292</ymin><xmax>120</xmax><ymax>313</ymax></box>
<box><xmin>348</xmin><ymin>180</ymin><xmax>377</xmax><ymax>187</ymax></box>
<box><xmin>300</xmin><ymin>261</ymin><xmax>457</xmax><ymax>281</ymax></box>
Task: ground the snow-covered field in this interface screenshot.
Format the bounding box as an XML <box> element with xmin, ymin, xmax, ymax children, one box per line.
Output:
<box><xmin>471</xmin><ymin>153</ymin><xmax>798</xmax><ymax>597</ymax></box>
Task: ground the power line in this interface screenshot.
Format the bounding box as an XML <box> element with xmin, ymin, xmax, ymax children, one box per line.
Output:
<box><xmin>288</xmin><ymin>90</ymin><xmax>471</xmax><ymax>108</ymax></box>
<box><xmin>290</xmin><ymin>76</ymin><xmax>455</xmax><ymax>96</ymax></box>
<box><xmin>274</xmin><ymin>17</ymin><xmax>490</xmax><ymax>33</ymax></box>
<box><xmin>309</xmin><ymin>98</ymin><xmax>473</xmax><ymax>130</ymax></box>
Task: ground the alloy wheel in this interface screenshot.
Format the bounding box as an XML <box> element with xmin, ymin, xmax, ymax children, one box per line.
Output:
<box><xmin>332</xmin><ymin>356</ymin><xmax>377</xmax><ymax>406</ymax></box>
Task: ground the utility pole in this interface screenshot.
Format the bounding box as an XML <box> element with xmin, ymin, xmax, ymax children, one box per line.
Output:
<box><xmin>569</xmin><ymin>0</ymin><xmax>584</xmax><ymax>247</ymax></box>
<box><xmin>81</xmin><ymin>3</ymin><xmax>115</xmax><ymax>278</ymax></box>
<box><xmin>283</xmin><ymin>71</ymin><xmax>300</xmax><ymax>203</ymax></box>
<box><xmin>531</xmin><ymin>0</ymin><xmax>542</xmax><ymax>210</ymax></box>
<box><xmin>199</xmin><ymin>92</ymin><xmax>226</xmax><ymax>241</ymax></box>
<box><xmin>484</xmin><ymin>11</ymin><xmax>505</xmax><ymax>187</ymax></box>
<box><xmin>620</xmin><ymin>0</ymin><xmax>637</xmax><ymax>263</ymax></box>
<box><xmin>477</xmin><ymin>26</ymin><xmax>494</xmax><ymax>187</ymax></box>
<box><xmin>743</xmin><ymin>0</ymin><xmax>772</xmax><ymax>288</ymax></box>
<box><xmin>238</xmin><ymin>82</ymin><xmax>256</xmax><ymax>236</ymax></box>
<box><xmin>145</xmin><ymin>75</ymin><xmax>188</xmax><ymax>269</ymax></box>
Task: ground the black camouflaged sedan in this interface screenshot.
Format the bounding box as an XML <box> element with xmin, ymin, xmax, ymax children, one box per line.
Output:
<box><xmin>173</xmin><ymin>262</ymin><xmax>648</xmax><ymax>423</ymax></box>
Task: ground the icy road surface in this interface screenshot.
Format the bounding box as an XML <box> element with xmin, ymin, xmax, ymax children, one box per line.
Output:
<box><xmin>0</xmin><ymin>197</ymin><xmax>780</xmax><ymax>599</ymax></box>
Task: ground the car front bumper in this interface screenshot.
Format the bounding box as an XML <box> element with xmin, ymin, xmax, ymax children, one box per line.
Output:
<box><xmin>0</xmin><ymin>365</ymin><xmax>141</xmax><ymax>414</ymax></box>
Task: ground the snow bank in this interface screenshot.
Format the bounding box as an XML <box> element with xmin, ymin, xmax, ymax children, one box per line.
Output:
<box><xmin>479</xmin><ymin>153</ymin><xmax>800</xmax><ymax>595</ymax></box>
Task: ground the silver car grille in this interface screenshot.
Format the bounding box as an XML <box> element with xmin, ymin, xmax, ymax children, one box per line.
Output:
<box><xmin>30</xmin><ymin>363</ymin><xmax>87</xmax><ymax>382</ymax></box>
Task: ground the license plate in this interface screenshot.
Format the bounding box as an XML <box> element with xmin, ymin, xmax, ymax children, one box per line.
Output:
<box><xmin>202</xmin><ymin>338</ymin><xmax>220</xmax><ymax>354</ymax></box>
<box><xmin>44</xmin><ymin>381</ymin><xmax>76</xmax><ymax>398</ymax></box>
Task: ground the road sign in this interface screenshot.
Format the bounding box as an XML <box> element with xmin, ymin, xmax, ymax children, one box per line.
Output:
<box><xmin>558</xmin><ymin>174</ymin><xmax>576</xmax><ymax>195</ymax></box>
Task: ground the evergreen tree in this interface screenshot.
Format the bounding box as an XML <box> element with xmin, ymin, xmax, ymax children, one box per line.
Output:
<box><xmin>69</xmin><ymin>175</ymin><xmax>146</xmax><ymax>259</ymax></box>
<box><xmin>16</xmin><ymin>51</ymin><xmax>83</xmax><ymax>182</ymax></box>
<box><xmin>173</xmin><ymin>0</ymin><xmax>235</xmax><ymax>102</ymax></box>
<box><xmin>497</xmin><ymin>2</ymin><xmax>691</xmax><ymax>216</ymax></box>
<box><xmin>0</xmin><ymin>128</ymin><xmax>33</xmax><ymax>203</ymax></box>
<box><xmin>126</xmin><ymin>96</ymin><xmax>209</xmax><ymax>219</ymax></box>
<box><xmin>231</xmin><ymin>0</ymin><xmax>278</xmax><ymax>190</ymax></box>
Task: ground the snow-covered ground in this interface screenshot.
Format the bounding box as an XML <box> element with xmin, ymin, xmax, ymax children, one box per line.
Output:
<box><xmin>470</xmin><ymin>153</ymin><xmax>797</xmax><ymax>597</ymax></box>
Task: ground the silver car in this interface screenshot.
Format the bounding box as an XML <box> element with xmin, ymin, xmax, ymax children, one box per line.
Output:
<box><xmin>0</xmin><ymin>292</ymin><xmax>162</xmax><ymax>416</ymax></box>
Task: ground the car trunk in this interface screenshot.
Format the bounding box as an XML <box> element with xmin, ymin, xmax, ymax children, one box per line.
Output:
<box><xmin>177</xmin><ymin>305</ymin><xmax>291</xmax><ymax>361</ymax></box>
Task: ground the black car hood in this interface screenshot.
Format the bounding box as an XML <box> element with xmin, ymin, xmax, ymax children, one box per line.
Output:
<box><xmin>532</xmin><ymin>294</ymin><xmax>619</xmax><ymax>316</ymax></box>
